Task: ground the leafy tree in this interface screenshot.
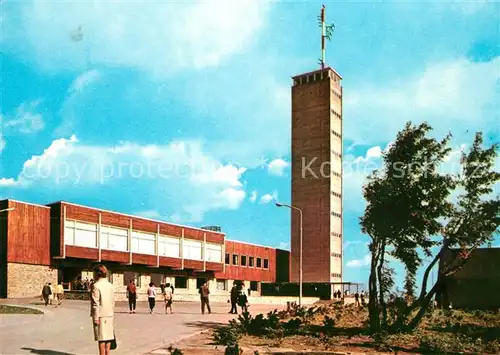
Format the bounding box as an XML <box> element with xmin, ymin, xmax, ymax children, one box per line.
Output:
<box><xmin>360</xmin><ymin>122</ymin><xmax>499</xmax><ymax>333</ymax></box>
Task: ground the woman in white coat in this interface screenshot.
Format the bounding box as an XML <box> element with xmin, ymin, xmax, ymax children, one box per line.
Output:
<box><xmin>90</xmin><ymin>264</ymin><xmax>115</xmax><ymax>355</ymax></box>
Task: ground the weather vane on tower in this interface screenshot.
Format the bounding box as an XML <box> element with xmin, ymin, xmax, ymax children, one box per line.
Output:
<box><xmin>318</xmin><ymin>4</ymin><xmax>336</xmax><ymax>69</ymax></box>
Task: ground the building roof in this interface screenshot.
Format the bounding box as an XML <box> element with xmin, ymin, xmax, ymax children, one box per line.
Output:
<box><xmin>292</xmin><ymin>66</ymin><xmax>343</xmax><ymax>80</ymax></box>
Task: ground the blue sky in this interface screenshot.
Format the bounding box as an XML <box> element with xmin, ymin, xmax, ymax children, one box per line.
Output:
<box><xmin>1</xmin><ymin>0</ymin><xmax>499</xmax><ymax>286</ymax></box>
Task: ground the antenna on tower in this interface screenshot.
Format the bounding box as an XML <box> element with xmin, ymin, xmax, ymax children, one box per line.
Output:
<box><xmin>318</xmin><ymin>5</ymin><xmax>336</xmax><ymax>69</ymax></box>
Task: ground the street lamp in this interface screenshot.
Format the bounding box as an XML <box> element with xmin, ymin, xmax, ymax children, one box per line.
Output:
<box><xmin>0</xmin><ymin>207</ymin><xmax>15</xmax><ymax>213</ymax></box>
<box><xmin>276</xmin><ymin>202</ymin><xmax>303</xmax><ymax>306</ymax></box>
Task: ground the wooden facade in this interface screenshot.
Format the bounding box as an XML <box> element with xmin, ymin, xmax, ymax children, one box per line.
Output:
<box><xmin>5</xmin><ymin>200</ymin><xmax>51</xmax><ymax>265</ymax></box>
<box><xmin>0</xmin><ymin>199</ymin><xmax>289</xmax><ymax>292</ymax></box>
<box><xmin>48</xmin><ymin>202</ymin><xmax>225</xmax><ymax>272</ymax></box>
<box><xmin>216</xmin><ymin>240</ymin><xmax>280</xmax><ymax>282</ymax></box>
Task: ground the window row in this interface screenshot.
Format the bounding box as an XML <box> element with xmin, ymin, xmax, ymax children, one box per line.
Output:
<box><xmin>225</xmin><ymin>253</ymin><xmax>269</xmax><ymax>269</ymax></box>
<box><xmin>64</xmin><ymin>220</ymin><xmax>222</xmax><ymax>262</ymax></box>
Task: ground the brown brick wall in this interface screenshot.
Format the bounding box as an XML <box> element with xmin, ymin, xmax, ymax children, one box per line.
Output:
<box><xmin>7</xmin><ymin>262</ymin><xmax>58</xmax><ymax>298</ymax></box>
<box><xmin>291</xmin><ymin>68</ymin><xmax>343</xmax><ymax>283</ymax></box>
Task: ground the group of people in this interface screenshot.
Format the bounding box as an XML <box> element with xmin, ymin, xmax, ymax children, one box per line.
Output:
<box><xmin>40</xmin><ymin>282</ymin><xmax>64</xmax><ymax>306</ymax></box>
<box><xmin>229</xmin><ymin>283</ymin><xmax>249</xmax><ymax>314</ymax></box>
<box><xmin>126</xmin><ymin>280</ymin><xmax>175</xmax><ymax>315</ymax></box>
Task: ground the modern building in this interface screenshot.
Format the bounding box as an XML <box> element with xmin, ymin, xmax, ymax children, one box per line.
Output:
<box><xmin>290</xmin><ymin>67</ymin><xmax>343</xmax><ymax>285</ymax></box>
<box><xmin>436</xmin><ymin>247</ymin><xmax>500</xmax><ymax>310</ymax></box>
<box><xmin>0</xmin><ymin>199</ymin><xmax>289</xmax><ymax>300</ymax></box>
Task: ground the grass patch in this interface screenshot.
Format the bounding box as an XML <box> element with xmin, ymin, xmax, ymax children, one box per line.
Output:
<box><xmin>0</xmin><ymin>304</ymin><xmax>43</xmax><ymax>315</ymax></box>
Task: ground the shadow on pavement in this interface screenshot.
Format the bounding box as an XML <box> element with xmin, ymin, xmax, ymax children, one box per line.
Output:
<box><xmin>20</xmin><ymin>348</ymin><xmax>75</xmax><ymax>355</ymax></box>
<box><xmin>183</xmin><ymin>320</ymin><xmax>227</xmax><ymax>329</ymax></box>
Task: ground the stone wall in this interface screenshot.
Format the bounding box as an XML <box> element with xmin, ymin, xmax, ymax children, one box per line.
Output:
<box><xmin>7</xmin><ymin>262</ymin><xmax>58</xmax><ymax>298</ymax></box>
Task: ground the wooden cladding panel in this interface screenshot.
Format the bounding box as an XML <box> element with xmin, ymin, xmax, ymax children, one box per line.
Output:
<box><xmin>65</xmin><ymin>204</ymin><xmax>99</xmax><ymax>223</ymax></box>
<box><xmin>206</xmin><ymin>233</ymin><xmax>224</xmax><ymax>244</ymax></box>
<box><xmin>130</xmin><ymin>218</ymin><xmax>157</xmax><ymax>234</ymax></box>
<box><xmin>101</xmin><ymin>212</ymin><xmax>129</xmax><ymax>229</ymax></box>
<box><xmin>184</xmin><ymin>260</ymin><xmax>203</xmax><ymax>270</ymax></box>
<box><xmin>205</xmin><ymin>261</ymin><xmax>224</xmax><ymax>272</ymax></box>
<box><xmin>7</xmin><ymin>201</ymin><xmax>51</xmax><ymax>265</ymax></box>
<box><xmin>159</xmin><ymin>225</ymin><xmax>182</xmax><ymax>238</ymax></box>
<box><xmin>101</xmin><ymin>250</ymin><xmax>129</xmax><ymax>263</ymax></box>
<box><xmin>132</xmin><ymin>254</ymin><xmax>156</xmax><ymax>265</ymax></box>
<box><xmin>216</xmin><ymin>241</ymin><xmax>278</xmax><ymax>282</ymax></box>
<box><xmin>183</xmin><ymin>227</ymin><xmax>205</xmax><ymax>241</ymax></box>
<box><xmin>159</xmin><ymin>256</ymin><xmax>182</xmax><ymax>268</ymax></box>
<box><xmin>66</xmin><ymin>245</ymin><xmax>99</xmax><ymax>260</ymax></box>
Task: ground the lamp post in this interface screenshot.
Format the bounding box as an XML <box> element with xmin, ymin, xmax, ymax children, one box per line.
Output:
<box><xmin>0</xmin><ymin>207</ymin><xmax>15</xmax><ymax>213</ymax></box>
<box><xmin>276</xmin><ymin>202</ymin><xmax>303</xmax><ymax>306</ymax></box>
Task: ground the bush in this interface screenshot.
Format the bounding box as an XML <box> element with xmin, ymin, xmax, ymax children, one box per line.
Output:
<box><xmin>167</xmin><ymin>345</ymin><xmax>183</xmax><ymax>355</ymax></box>
<box><xmin>419</xmin><ymin>334</ymin><xmax>467</xmax><ymax>353</ymax></box>
<box><xmin>484</xmin><ymin>339</ymin><xmax>500</xmax><ymax>354</ymax></box>
<box><xmin>322</xmin><ymin>316</ymin><xmax>336</xmax><ymax>336</ymax></box>
<box><xmin>224</xmin><ymin>343</ymin><xmax>243</xmax><ymax>355</ymax></box>
<box><xmin>283</xmin><ymin>318</ymin><xmax>303</xmax><ymax>335</ymax></box>
<box><xmin>265</xmin><ymin>327</ymin><xmax>285</xmax><ymax>346</ymax></box>
<box><xmin>213</xmin><ymin>326</ymin><xmax>240</xmax><ymax>346</ymax></box>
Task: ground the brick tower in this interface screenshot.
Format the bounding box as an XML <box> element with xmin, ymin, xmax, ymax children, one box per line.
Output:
<box><xmin>290</xmin><ymin>67</ymin><xmax>343</xmax><ymax>286</ymax></box>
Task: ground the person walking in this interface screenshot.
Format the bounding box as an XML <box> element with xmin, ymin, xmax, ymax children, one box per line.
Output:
<box><xmin>126</xmin><ymin>280</ymin><xmax>137</xmax><ymax>314</ymax></box>
<box><xmin>55</xmin><ymin>283</ymin><xmax>64</xmax><ymax>306</ymax></box>
<box><xmin>147</xmin><ymin>282</ymin><xmax>156</xmax><ymax>314</ymax></box>
<box><xmin>164</xmin><ymin>283</ymin><xmax>173</xmax><ymax>314</ymax></box>
<box><xmin>354</xmin><ymin>292</ymin><xmax>360</xmax><ymax>307</ymax></box>
<box><xmin>199</xmin><ymin>282</ymin><xmax>211</xmax><ymax>314</ymax></box>
<box><xmin>229</xmin><ymin>284</ymin><xmax>238</xmax><ymax>314</ymax></box>
<box><xmin>237</xmin><ymin>285</ymin><xmax>248</xmax><ymax>313</ymax></box>
<box><xmin>41</xmin><ymin>283</ymin><xmax>51</xmax><ymax>306</ymax></box>
<box><xmin>90</xmin><ymin>264</ymin><xmax>115</xmax><ymax>355</ymax></box>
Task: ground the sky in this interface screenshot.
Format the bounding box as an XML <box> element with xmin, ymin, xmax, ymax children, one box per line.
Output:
<box><xmin>1</xmin><ymin>0</ymin><xmax>499</xmax><ymax>287</ymax></box>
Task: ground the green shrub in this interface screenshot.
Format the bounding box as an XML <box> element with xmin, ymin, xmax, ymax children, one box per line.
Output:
<box><xmin>283</xmin><ymin>318</ymin><xmax>303</xmax><ymax>335</ymax></box>
<box><xmin>265</xmin><ymin>327</ymin><xmax>285</xmax><ymax>346</ymax></box>
<box><xmin>167</xmin><ymin>345</ymin><xmax>183</xmax><ymax>355</ymax></box>
<box><xmin>322</xmin><ymin>316</ymin><xmax>336</xmax><ymax>336</ymax></box>
<box><xmin>484</xmin><ymin>339</ymin><xmax>500</xmax><ymax>354</ymax></box>
<box><xmin>224</xmin><ymin>343</ymin><xmax>242</xmax><ymax>355</ymax></box>
<box><xmin>213</xmin><ymin>326</ymin><xmax>240</xmax><ymax>346</ymax></box>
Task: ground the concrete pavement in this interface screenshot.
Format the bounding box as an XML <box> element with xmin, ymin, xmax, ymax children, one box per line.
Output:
<box><xmin>0</xmin><ymin>299</ymin><xmax>281</xmax><ymax>355</ymax></box>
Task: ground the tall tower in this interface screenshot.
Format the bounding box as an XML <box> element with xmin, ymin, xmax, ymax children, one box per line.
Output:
<box><xmin>290</xmin><ymin>66</ymin><xmax>343</xmax><ymax>285</ymax></box>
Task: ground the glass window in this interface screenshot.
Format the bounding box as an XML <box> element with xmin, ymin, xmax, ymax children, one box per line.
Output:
<box><xmin>131</xmin><ymin>231</ymin><xmax>155</xmax><ymax>254</ymax></box>
<box><xmin>217</xmin><ymin>279</ymin><xmax>227</xmax><ymax>291</ymax></box>
<box><xmin>241</xmin><ymin>255</ymin><xmax>247</xmax><ymax>266</ymax></box>
<box><xmin>206</xmin><ymin>243</ymin><xmax>222</xmax><ymax>262</ymax></box>
<box><xmin>257</xmin><ymin>258</ymin><xmax>262</xmax><ymax>268</ymax></box>
<box><xmin>100</xmin><ymin>226</ymin><xmax>128</xmax><ymax>251</ymax></box>
<box><xmin>158</xmin><ymin>235</ymin><xmax>180</xmax><ymax>258</ymax></box>
<box><xmin>263</xmin><ymin>259</ymin><xmax>269</xmax><ymax>269</ymax></box>
<box><xmin>232</xmin><ymin>254</ymin><xmax>239</xmax><ymax>265</ymax></box>
<box><xmin>123</xmin><ymin>271</ymin><xmax>141</xmax><ymax>287</ymax></box>
<box><xmin>183</xmin><ymin>240</ymin><xmax>202</xmax><ymax>260</ymax></box>
<box><xmin>225</xmin><ymin>253</ymin><xmax>230</xmax><ymax>264</ymax></box>
<box><xmin>150</xmin><ymin>273</ymin><xmax>163</xmax><ymax>286</ymax></box>
<box><xmin>249</xmin><ymin>257</ymin><xmax>254</xmax><ymax>267</ymax></box>
<box><xmin>65</xmin><ymin>220</ymin><xmax>98</xmax><ymax>248</ymax></box>
<box><xmin>250</xmin><ymin>281</ymin><xmax>259</xmax><ymax>291</ymax></box>
<box><xmin>175</xmin><ymin>277</ymin><xmax>188</xmax><ymax>289</ymax></box>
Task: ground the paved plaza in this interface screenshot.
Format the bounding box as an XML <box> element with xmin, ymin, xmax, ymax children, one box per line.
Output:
<box><xmin>0</xmin><ymin>299</ymin><xmax>281</xmax><ymax>355</ymax></box>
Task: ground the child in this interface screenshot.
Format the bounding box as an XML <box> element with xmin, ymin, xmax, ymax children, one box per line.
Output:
<box><xmin>164</xmin><ymin>283</ymin><xmax>173</xmax><ymax>314</ymax></box>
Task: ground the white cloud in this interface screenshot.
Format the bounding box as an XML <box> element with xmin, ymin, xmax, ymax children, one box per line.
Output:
<box><xmin>278</xmin><ymin>241</ymin><xmax>290</xmax><ymax>250</ymax></box>
<box><xmin>4</xmin><ymin>135</ymin><xmax>247</xmax><ymax>222</ymax></box>
<box><xmin>345</xmin><ymin>57</ymin><xmax>499</xmax><ymax>146</ymax></box>
<box><xmin>249</xmin><ymin>190</ymin><xmax>258</xmax><ymax>203</ymax></box>
<box><xmin>135</xmin><ymin>210</ymin><xmax>161</xmax><ymax>219</ymax></box>
<box><xmin>0</xmin><ymin>178</ymin><xmax>18</xmax><ymax>186</ymax></box>
<box><xmin>69</xmin><ymin>69</ymin><xmax>101</xmax><ymax>93</ymax></box>
<box><xmin>2</xmin><ymin>1</ymin><xmax>271</xmax><ymax>75</ymax></box>
<box><xmin>3</xmin><ymin>100</ymin><xmax>44</xmax><ymax>134</ymax></box>
<box><xmin>259</xmin><ymin>189</ymin><xmax>278</xmax><ymax>204</ymax></box>
<box><xmin>267</xmin><ymin>158</ymin><xmax>289</xmax><ymax>176</ymax></box>
<box><xmin>346</xmin><ymin>254</ymin><xmax>371</xmax><ymax>268</ymax></box>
